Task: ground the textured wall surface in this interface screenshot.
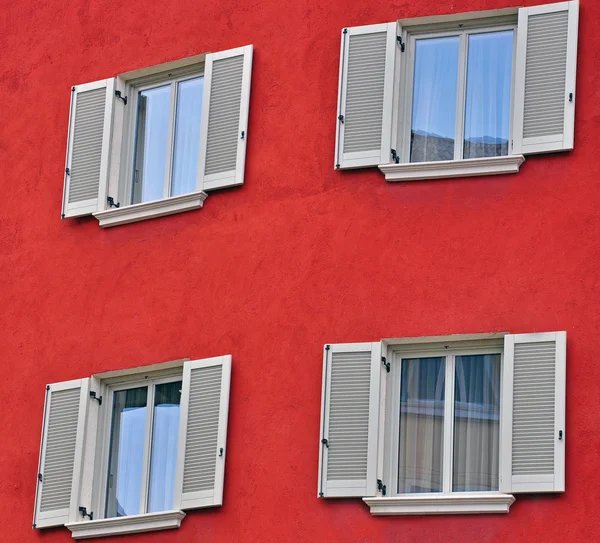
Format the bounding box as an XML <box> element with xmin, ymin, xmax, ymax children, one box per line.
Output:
<box><xmin>1</xmin><ymin>0</ymin><xmax>599</xmax><ymax>541</ymax></box>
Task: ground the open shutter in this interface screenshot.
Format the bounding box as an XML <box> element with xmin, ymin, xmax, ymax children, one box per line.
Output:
<box><xmin>500</xmin><ymin>332</ymin><xmax>566</xmax><ymax>493</ymax></box>
<box><xmin>62</xmin><ymin>79</ymin><xmax>115</xmax><ymax>218</ymax></box>
<box><xmin>33</xmin><ymin>379</ymin><xmax>90</xmax><ymax>528</ymax></box>
<box><xmin>318</xmin><ymin>343</ymin><xmax>381</xmax><ymax>498</ymax></box>
<box><xmin>512</xmin><ymin>1</ymin><xmax>579</xmax><ymax>155</ymax></box>
<box><xmin>334</xmin><ymin>23</ymin><xmax>396</xmax><ymax>170</ymax></box>
<box><xmin>197</xmin><ymin>45</ymin><xmax>253</xmax><ymax>191</ymax></box>
<box><xmin>174</xmin><ymin>355</ymin><xmax>231</xmax><ymax>510</ymax></box>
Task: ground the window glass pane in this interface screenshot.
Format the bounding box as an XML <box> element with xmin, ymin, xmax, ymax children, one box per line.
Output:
<box><xmin>453</xmin><ymin>354</ymin><xmax>501</xmax><ymax>491</ymax></box>
<box><xmin>398</xmin><ymin>357</ymin><xmax>445</xmax><ymax>493</ymax></box>
<box><xmin>410</xmin><ymin>37</ymin><xmax>459</xmax><ymax>163</ymax></box>
<box><xmin>132</xmin><ymin>84</ymin><xmax>171</xmax><ymax>204</ymax></box>
<box><xmin>106</xmin><ymin>387</ymin><xmax>148</xmax><ymax>518</ymax></box>
<box><xmin>147</xmin><ymin>381</ymin><xmax>183</xmax><ymax>513</ymax></box>
<box><xmin>463</xmin><ymin>31</ymin><xmax>514</xmax><ymax>159</ymax></box>
<box><xmin>171</xmin><ymin>77</ymin><xmax>204</xmax><ymax>197</ymax></box>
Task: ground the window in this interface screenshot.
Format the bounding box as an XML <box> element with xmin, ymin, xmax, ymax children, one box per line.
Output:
<box><xmin>33</xmin><ymin>356</ymin><xmax>231</xmax><ymax>539</ymax></box>
<box><xmin>318</xmin><ymin>333</ymin><xmax>566</xmax><ymax>515</ymax></box>
<box><xmin>61</xmin><ymin>46</ymin><xmax>253</xmax><ymax>227</ymax></box>
<box><xmin>334</xmin><ymin>1</ymin><xmax>579</xmax><ymax>181</ymax></box>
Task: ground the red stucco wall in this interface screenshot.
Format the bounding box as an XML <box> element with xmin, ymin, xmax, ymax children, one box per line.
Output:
<box><xmin>1</xmin><ymin>0</ymin><xmax>599</xmax><ymax>540</ymax></box>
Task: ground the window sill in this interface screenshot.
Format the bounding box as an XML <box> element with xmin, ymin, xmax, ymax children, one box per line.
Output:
<box><xmin>378</xmin><ymin>155</ymin><xmax>525</xmax><ymax>182</ymax></box>
<box><xmin>363</xmin><ymin>493</ymin><xmax>515</xmax><ymax>516</ymax></box>
<box><xmin>93</xmin><ymin>191</ymin><xmax>208</xmax><ymax>228</ymax></box>
<box><xmin>65</xmin><ymin>510</ymin><xmax>186</xmax><ymax>539</ymax></box>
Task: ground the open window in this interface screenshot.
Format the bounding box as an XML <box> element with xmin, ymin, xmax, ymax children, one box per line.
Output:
<box><xmin>334</xmin><ymin>1</ymin><xmax>579</xmax><ymax>181</ymax></box>
<box><xmin>61</xmin><ymin>46</ymin><xmax>253</xmax><ymax>227</ymax></box>
<box><xmin>33</xmin><ymin>356</ymin><xmax>231</xmax><ymax>539</ymax></box>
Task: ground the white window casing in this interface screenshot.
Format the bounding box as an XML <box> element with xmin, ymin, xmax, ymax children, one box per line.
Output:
<box><xmin>500</xmin><ymin>332</ymin><xmax>566</xmax><ymax>493</ymax></box>
<box><xmin>174</xmin><ymin>355</ymin><xmax>232</xmax><ymax>510</ymax></box>
<box><xmin>33</xmin><ymin>379</ymin><xmax>92</xmax><ymax>528</ymax></box>
<box><xmin>197</xmin><ymin>45</ymin><xmax>253</xmax><ymax>191</ymax></box>
<box><xmin>512</xmin><ymin>1</ymin><xmax>579</xmax><ymax>155</ymax></box>
<box><xmin>62</xmin><ymin>79</ymin><xmax>115</xmax><ymax>218</ymax></box>
<box><xmin>318</xmin><ymin>343</ymin><xmax>381</xmax><ymax>498</ymax></box>
<box><xmin>334</xmin><ymin>23</ymin><xmax>397</xmax><ymax>170</ymax></box>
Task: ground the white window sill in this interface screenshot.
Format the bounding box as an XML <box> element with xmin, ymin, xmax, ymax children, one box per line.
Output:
<box><xmin>65</xmin><ymin>510</ymin><xmax>186</xmax><ymax>539</ymax></box>
<box><xmin>378</xmin><ymin>155</ymin><xmax>525</xmax><ymax>182</ymax></box>
<box><xmin>93</xmin><ymin>191</ymin><xmax>208</xmax><ymax>228</ymax></box>
<box><xmin>363</xmin><ymin>493</ymin><xmax>515</xmax><ymax>516</ymax></box>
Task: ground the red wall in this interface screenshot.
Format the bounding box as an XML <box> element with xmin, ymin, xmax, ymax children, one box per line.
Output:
<box><xmin>1</xmin><ymin>0</ymin><xmax>599</xmax><ymax>540</ymax></box>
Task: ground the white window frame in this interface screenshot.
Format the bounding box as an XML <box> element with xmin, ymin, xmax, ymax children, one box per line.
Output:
<box><xmin>384</xmin><ymin>344</ymin><xmax>504</xmax><ymax>497</ymax></box>
<box><xmin>120</xmin><ymin>66</ymin><xmax>205</xmax><ymax>208</ymax></box>
<box><xmin>397</xmin><ymin>23</ymin><xmax>518</xmax><ymax>164</ymax></box>
<box><xmin>97</xmin><ymin>372</ymin><xmax>183</xmax><ymax>520</ymax></box>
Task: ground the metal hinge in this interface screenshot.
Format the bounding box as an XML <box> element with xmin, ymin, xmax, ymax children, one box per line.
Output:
<box><xmin>37</xmin><ymin>473</ymin><xmax>43</xmax><ymax>483</ymax></box>
<box><xmin>115</xmin><ymin>90</ymin><xmax>127</xmax><ymax>105</ymax></box>
<box><xmin>79</xmin><ymin>507</ymin><xmax>93</xmax><ymax>521</ymax></box>
<box><xmin>377</xmin><ymin>479</ymin><xmax>387</xmax><ymax>496</ymax></box>
<box><xmin>382</xmin><ymin>356</ymin><xmax>390</xmax><ymax>373</ymax></box>
<box><xmin>391</xmin><ymin>149</ymin><xmax>400</xmax><ymax>164</ymax></box>
<box><xmin>325</xmin><ymin>345</ymin><xmax>330</xmax><ymax>351</ymax></box>
<box><xmin>107</xmin><ymin>196</ymin><xmax>120</xmax><ymax>208</ymax></box>
<box><xmin>397</xmin><ymin>36</ymin><xmax>405</xmax><ymax>52</ymax></box>
<box><xmin>89</xmin><ymin>391</ymin><xmax>102</xmax><ymax>405</ymax></box>
<box><xmin>338</xmin><ymin>114</ymin><xmax>344</xmax><ymax>124</ymax></box>
<box><xmin>65</xmin><ymin>167</ymin><xmax>70</xmax><ymax>176</ymax></box>
<box><xmin>321</xmin><ymin>438</ymin><xmax>329</xmax><ymax>448</ymax></box>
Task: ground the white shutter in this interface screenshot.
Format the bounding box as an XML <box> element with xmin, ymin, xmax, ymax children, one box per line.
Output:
<box><xmin>500</xmin><ymin>332</ymin><xmax>566</xmax><ymax>493</ymax></box>
<box><xmin>33</xmin><ymin>379</ymin><xmax>90</xmax><ymax>528</ymax></box>
<box><xmin>334</xmin><ymin>23</ymin><xmax>396</xmax><ymax>170</ymax></box>
<box><xmin>512</xmin><ymin>1</ymin><xmax>579</xmax><ymax>155</ymax></box>
<box><xmin>174</xmin><ymin>355</ymin><xmax>231</xmax><ymax>510</ymax></box>
<box><xmin>62</xmin><ymin>79</ymin><xmax>115</xmax><ymax>218</ymax></box>
<box><xmin>197</xmin><ymin>46</ymin><xmax>253</xmax><ymax>191</ymax></box>
<box><xmin>318</xmin><ymin>343</ymin><xmax>381</xmax><ymax>498</ymax></box>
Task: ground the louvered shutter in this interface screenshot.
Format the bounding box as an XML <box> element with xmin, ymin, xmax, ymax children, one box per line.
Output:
<box><xmin>318</xmin><ymin>343</ymin><xmax>381</xmax><ymax>498</ymax></box>
<box><xmin>334</xmin><ymin>23</ymin><xmax>396</xmax><ymax>170</ymax></box>
<box><xmin>512</xmin><ymin>1</ymin><xmax>579</xmax><ymax>155</ymax></box>
<box><xmin>33</xmin><ymin>379</ymin><xmax>90</xmax><ymax>528</ymax></box>
<box><xmin>197</xmin><ymin>46</ymin><xmax>253</xmax><ymax>191</ymax></box>
<box><xmin>174</xmin><ymin>355</ymin><xmax>231</xmax><ymax>510</ymax></box>
<box><xmin>500</xmin><ymin>332</ymin><xmax>566</xmax><ymax>493</ymax></box>
<box><xmin>61</xmin><ymin>79</ymin><xmax>115</xmax><ymax>218</ymax></box>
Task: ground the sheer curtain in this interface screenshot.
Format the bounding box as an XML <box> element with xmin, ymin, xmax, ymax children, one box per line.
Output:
<box><xmin>463</xmin><ymin>31</ymin><xmax>514</xmax><ymax>159</ymax></box>
<box><xmin>453</xmin><ymin>354</ymin><xmax>501</xmax><ymax>491</ymax></box>
<box><xmin>398</xmin><ymin>357</ymin><xmax>446</xmax><ymax>493</ymax></box>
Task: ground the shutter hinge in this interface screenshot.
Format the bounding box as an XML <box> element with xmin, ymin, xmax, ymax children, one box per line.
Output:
<box><xmin>325</xmin><ymin>345</ymin><xmax>330</xmax><ymax>351</ymax></box>
<box><xmin>107</xmin><ymin>196</ymin><xmax>120</xmax><ymax>208</ymax></box>
<box><xmin>338</xmin><ymin>114</ymin><xmax>344</xmax><ymax>124</ymax></box>
<box><xmin>321</xmin><ymin>438</ymin><xmax>329</xmax><ymax>448</ymax></box>
<box><xmin>241</xmin><ymin>130</ymin><xmax>245</xmax><ymax>140</ymax></box>
<box><xmin>65</xmin><ymin>167</ymin><xmax>70</xmax><ymax>176</ymax></box>
<box><xmin>89</xmin><ymin>391</ymin><xmax>102</xmax><ymax>405</ymax></box>
<box><xmin>115</xmin><ymin>90</ymin><xmax>127</xmax><ymax>105</ymax></box>
<box><xmin>46</xmin><ymin>385</ymin><xmax>50</xmax><ymax>391</ymax></box>
<box><xmin>219</xmin><ymin>447</ymin><xmax>224</xmax><ymax>457</ymax></box>
<box><xmin>377</xmin><ymin>479</ymin><xmax>387</xmax><ymax>496</ymax></box>
<box><xmin>343</xmin><ymin>28</ymin><xmax>348</xmax><ymax>34</ymax></box>
<box><xmin>569</xmin><ymin>92</ymin><xmax>573</xmax><ymax>103</ymax></box>
<box><xmin>78</xmin><ymin>507</ymin><xmax>93</xmax><ymax>521</ymax></box>
<box><xmin>382</xmin><ymin>356</ymin><xmax>390</xmax><ymax>373</ymax></box>
<box><xmin>559</xmin><ymin>430</ymin><xmax>563</xmax><ymax>440</ymax></box>
<box><xmin>390</xmin><ymin>149</ymin><xmax>400</xmax><ymax>164</ymax></box>
<box><xmin>37</xmin><ymin>473</ymin><xmax>43</xmax><ymax>483</ymax></box>
<box><xmin>397</xmin><ymin>36</ymin><xmax>405</xmax><ymax>52</ymax></box>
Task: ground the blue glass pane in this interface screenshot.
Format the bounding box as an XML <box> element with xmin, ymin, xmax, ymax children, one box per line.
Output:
<box><xmin>410</xmin><ymin>36</ymin><xmax>459</xmax><ymax>163</ymax></box>
<box><xmin>171</xmin><ymin>77</ymin><xmax>204</xmax><ymax>197</ymax></box>
<box><xmin>147</xmin><ymin>381</ymin><xmax>182</xmax><ymax>513</ymax></box>
<box><xmin>463</xmin><ymin>31</ymin><xmax>514</xmax><ymax>158</ymax></box>
<box><xmin>132</xmin><ymin>85</ymin><xmax>171</xmax><ymax>204</ymax></box>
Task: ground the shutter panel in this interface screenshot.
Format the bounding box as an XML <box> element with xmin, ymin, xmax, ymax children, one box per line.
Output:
<box><xmin>318</xmin><ymin>343</ymin><xmax>381</xmax><ymax>498</ymax></box>
<box><xmin>33</xmin><ymin>379</ymin><xmax>90</xmax><ymax>528</ymax></box>
<box><xmin>512</xmin><ymin>1</ymin><xmax>579</xmax><ymax>155</ymax></box>
<box><xmin>334</xmin><ymin>23</ymin><xmax>396</xmax><ymax>170</ymax></box>
<box><xmin>500</xmin><ymin>332</ymin><xmax>566</xmax><ymax>493</ymax></box>
<box><xmin>62</xmin><ymin>79</ymin><xmax>115</xmax><ymax>218</ymax></box>
<box><xmin>174</xmin><ymin>355</ymin><xmax>231</xmax><ymax>510</ymax></box>
<box><xmin>197</xmin><ymin>45</ymin><xmax>253</xmax><ymax>191</ymax></box>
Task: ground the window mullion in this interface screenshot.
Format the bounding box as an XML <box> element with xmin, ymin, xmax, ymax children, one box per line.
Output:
<box><xmin>139</xmin><ymin>382</ymin><xmax>155</xmax><ymax>515</ymax></box>
<box><xmin>442</xmin><ymin>354</ymin><xmax>455</xmax><ymax>493</ymax></box>
<box><xmin>454</xmin><ymin>32</ymin><xmax>468</xmax><ymax>160</ymax></box>
<box><xmin>164</xmin><ymin>82</ymin><xmax>178</xmax><ymax>198</ymax></box>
